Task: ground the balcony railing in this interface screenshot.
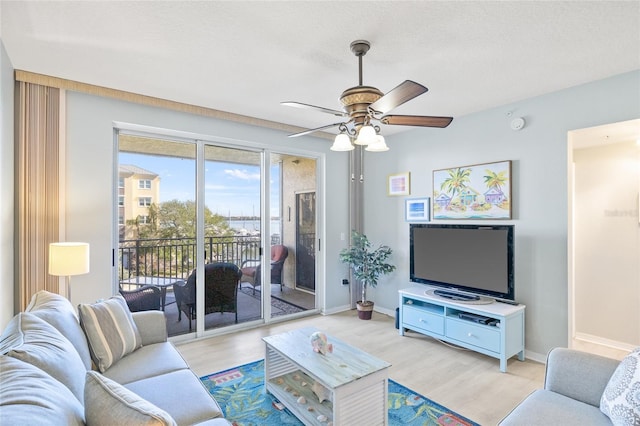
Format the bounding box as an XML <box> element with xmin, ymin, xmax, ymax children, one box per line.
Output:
<box><xmin>118</xmin><ymin>234</ymin><xmax>280</xmax><ymax>281</ymax></box>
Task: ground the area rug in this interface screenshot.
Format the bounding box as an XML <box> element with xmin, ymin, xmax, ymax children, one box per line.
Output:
<box><xmin>239</xmin><ymin>287</ymin><xmax>306</xmax><ymax>317</ymax></box>
<box><xmin>200</xmin><ymin>360</ymin><xmax>479</xmax><ymax>426</ymax></box>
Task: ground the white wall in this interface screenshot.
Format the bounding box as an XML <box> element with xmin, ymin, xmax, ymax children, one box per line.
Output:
<box><xmin>64</xmin><ymin>92</ymin><xmax>351</xmax><ymax>311</ymax></box>
<box><xmin>364</xmin><ymin>70</ymin><xmax>640</xmax><ymax>358</ymax></box>
<box><xmin>0</xmin><ymin>39</ymin><xmax>15</xmax><ymax>326</ymax></box>
<box><xmin>574</xmin><ymin>141</ymin><xmax>639</xmax><ymax>346</ymax></box>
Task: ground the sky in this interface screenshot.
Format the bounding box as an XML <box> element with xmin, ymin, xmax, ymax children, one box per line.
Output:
<box><xmin>120</xmin><ymin>152</ymin><xmax>280</xmax><ymax>218</ymax></box>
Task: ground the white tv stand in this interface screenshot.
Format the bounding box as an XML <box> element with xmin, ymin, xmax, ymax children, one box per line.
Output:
<box><xmin>398</xmin><ymin>286</ymin><xmax>525</xmax><ymax>372</ymax></box>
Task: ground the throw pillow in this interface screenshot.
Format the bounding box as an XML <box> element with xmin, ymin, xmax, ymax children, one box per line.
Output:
<box><xmin>78</xmin><ymin>295</ymin><xmax>142</xmax><ymax>372</ymax></box>
<box><xmin>25</xmin><ymin>290</ymin><xmax>92</xmax><ymax>369</ymax></box>
<box><xmin>0</xmin><ymin>312</ymin><xmax>87</xmax><ymax>403</ymax></box>
<box><xmin>85</xmin><ymin>371</ymin><xmax>176</xmax><ymax>426</ymax></box>
<box><xmin>0</xmin><ymin>355</ymin><xmax>85</xmax><ymax>425</ymax></box>
<box><xmin>600</xmin><ymin>346</ymin><xmax>640</xmax><ymax>425</ymax></box>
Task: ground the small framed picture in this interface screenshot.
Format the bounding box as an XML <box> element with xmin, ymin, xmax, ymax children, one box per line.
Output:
<box><xmin>405</xmin><ymin>197</ymin><xmax>430</xmax><ymax>222</ymax></box>
<box><xmin>388</xmin><ymin>172</ymin><xmax>410</xmax><ymax>196</ymax></box>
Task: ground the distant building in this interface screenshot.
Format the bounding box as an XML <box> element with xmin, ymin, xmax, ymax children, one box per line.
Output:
<box><xmin>119</xmin><ymin>165</ymin><xmax>160</xmax><ymax>239</ymax></box>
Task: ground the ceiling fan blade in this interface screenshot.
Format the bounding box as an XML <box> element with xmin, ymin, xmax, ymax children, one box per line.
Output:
<box><xmin>288</xmin><ymin>122</ymin><xmax>345</xmax><ymax>138</ymax></box>
<box><xmin>381</xmin><ymin>115</ymin><xmax>453</xmax><ymax>128</ymax></box>
<box><xmin>369</xmin><ymin>80</ymin><xmax>428</xmax><ymax>114</ymax></box>
<box><xmin>281</xmin><ymin>101</ymin><xmax>347</xmax><ymax>117</ymax></box>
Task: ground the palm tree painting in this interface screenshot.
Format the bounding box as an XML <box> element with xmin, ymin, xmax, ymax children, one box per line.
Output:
<box><xmin>433</xmin><ymin>161</ymin><xmax>511</xmax><ymax>219</ymax></box>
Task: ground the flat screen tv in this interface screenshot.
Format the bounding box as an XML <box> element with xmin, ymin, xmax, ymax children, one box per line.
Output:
<box><xmin>410</xmin><ymin>224</ymin><xmax>514</xmax><ymax>302</ymax></box>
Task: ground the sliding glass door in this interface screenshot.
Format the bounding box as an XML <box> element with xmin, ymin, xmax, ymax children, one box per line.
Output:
<box><xmin>202</xmin><ymin>144</ymin><xmax>262</xmax><ymax>331</ymax></box>
<box><xmin>116</xmin><ymin>129</ymin><xmax>317</xmax><ymax>338</ymax></box>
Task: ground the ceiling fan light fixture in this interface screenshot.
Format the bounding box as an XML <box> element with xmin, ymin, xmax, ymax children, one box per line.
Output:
<box><xmin>330</xmin><ymin>133</ymin><xmax>354</xmax><ymax>151</ymax></box>
<box><xmin>354</xmin><ymin>124</ymin><xmax>377</xmax><ymax>145</ymax></box>
<box><xmin>365</xmin><ymin>135</ymin><xmax>389</xmax><ymax>152</ymax></box>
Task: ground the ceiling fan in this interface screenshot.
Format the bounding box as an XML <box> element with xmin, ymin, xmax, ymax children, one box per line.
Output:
<box><xmin>282</xmin><ymin>40</ymin><xmax>453</xmax><ymax>152</ymax></box>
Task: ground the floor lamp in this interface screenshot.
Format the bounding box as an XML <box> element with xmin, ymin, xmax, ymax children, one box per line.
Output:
<box><xmin>48</xmin><ymin>242</ymin><xmax>90</xmax><ymax>300</ymax></box>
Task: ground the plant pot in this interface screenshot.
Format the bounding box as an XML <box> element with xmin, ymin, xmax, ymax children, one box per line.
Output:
<box><xmin>356</xmin><ymin>301</ymin><xmax>374</xmax><ymax>320</ymax></box>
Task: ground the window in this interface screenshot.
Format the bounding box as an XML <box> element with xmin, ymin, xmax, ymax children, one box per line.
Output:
<box><xmin>119</xmin><ymin>177</ymin><xmax>124</xmax><ymax>188</ymax></box>
<box><xmin>118</xmin><ymin>215</ymin><xmax>124</xmax><ymax>225</ymax></box>
<box><xmin>138</xmin><ymin>197</ymin><xmax>152</xmax><ymax>207</ymax></box>
<box><xmin>139</xmin><ymin>215</ymin><xmax>150</xmax><ymax>224</ymax></box>
<box><xmin>118</xmin><ymin>196</ymin><xmax>124</xmax><ymax>206</ymax></box>
<box><xmin>138</xmin><ymin>179</ymin><xmax>151</xmax><ymax>189</ymax></box>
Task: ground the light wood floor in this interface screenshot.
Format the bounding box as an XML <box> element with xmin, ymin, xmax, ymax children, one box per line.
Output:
<box><xmin>176</xmin><ymin>310</ymin><xmax>545</xmax><ymax>425</ymax></box>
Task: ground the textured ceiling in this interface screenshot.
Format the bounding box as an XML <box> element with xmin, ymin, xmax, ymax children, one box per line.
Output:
<box><xmin>2</xmin><ymin>1</ymin><xmax>639</xmax><ymax>140</ymax></box>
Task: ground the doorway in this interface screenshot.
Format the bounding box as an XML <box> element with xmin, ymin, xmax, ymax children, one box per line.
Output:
<box><xmin>568</xmin><ymin>118</ymin><xmax>640</xmax><ymax>359</ymax></box>
<box><xmin>296</xmin><ymin>191</ymin><xmax>316</xmax><ymax>292</ymax></box>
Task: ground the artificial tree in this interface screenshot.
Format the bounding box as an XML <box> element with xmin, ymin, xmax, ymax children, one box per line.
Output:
<box><xmin>339</xmin><ymin>231</ymin><xmax>395</xmax><ymax>319</ymax></box>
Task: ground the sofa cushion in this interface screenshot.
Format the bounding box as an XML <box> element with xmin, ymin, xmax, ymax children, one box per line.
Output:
<box><xmin>78</xmin><ymin>295</ymin><xmax>142</xmax><ymax>372</ymax></box>
<box><xmin>125</xmin><ymin>369</ymin><xmax>224</xmax><ymax>425</ymax></box>
<box><xmin>0</xmin><ymin>312</ymin><xmax>86</xmax><ymax>403</ymax></box>
<box><xmin>0</xmin><ymin>355</ymin><xmax>85</xmax><ymax>425</ymax></box>
<box><xmin>500</xmin><ymin>389</ymin><xmax>611</xmax><ymax>425</ymax></box>
<box><xmin>600</xmin><ymin>346</ymin><xmax>640</xmax><ymax>424</ymax></box>
<box><xmin>85</xmin><ymin>370</ymin><xmax>176</xmax><ymax>426</ymax></box>
<box><xmin>25</xmin><ymin>290</ymin><xmax>92</xmax><ymax>369</ymax></box>
<box><xmin>102</xmin><ymin>341</ymin><xmax>189</xmax><ymax>385</ymax></box>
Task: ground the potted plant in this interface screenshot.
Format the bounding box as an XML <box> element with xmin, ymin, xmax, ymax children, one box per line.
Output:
<box><xmin>339</xmin><ymin>231</ymin><xmax>395</xmax><ymax>320</ymax></box>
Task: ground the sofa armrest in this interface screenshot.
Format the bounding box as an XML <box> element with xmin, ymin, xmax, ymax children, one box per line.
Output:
<box><xmin>131</xmin><ymin>311</ymin><xmax>167</xmax><ymax>345</ymax></box>
<box><xmin>544</xmin><ymin>347</ymin><xmax>620</xmax><ymax>407</ymax></box>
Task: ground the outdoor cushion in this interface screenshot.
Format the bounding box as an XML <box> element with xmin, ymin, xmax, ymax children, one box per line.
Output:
<box><xmin>25</xmin><ymin>289</ymin><xmax>92</xmax><ymax>369</ymax></box>
<box><xmin>0</xmin><ymin>355</ymin><xmax>85</xmax><ymax>425</ymax></box>
<box><xmin>102</xmin><ymin>341</ymin><xmax>189</xmax><ymax>384</ymax></box>
<box><xmin>124</xmin><ymin>368</ymin><xmax>224</xmax><ymax>425</ymax></box>
<box><xmin>85</xmin><ymin>370</ymin><xmax>176</xmax><ymax>426</ymax></box>
<box><xmin>0</xmin><ymin>312</ymin><xmax>86</xmax><ymax>403</ymax></box>
<box><xmin>600</xmin><ymin>346</ymin><xmax>640</xmax><ymax>424</ymax></box>
<box><xmin>78</xmin><ymin>295</ymin><xmax>142</xmax><ymax>372</ymax></box>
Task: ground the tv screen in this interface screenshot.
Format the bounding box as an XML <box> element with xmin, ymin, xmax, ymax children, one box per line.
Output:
<box><xmin>410</xmin><ymin>224</ymin><xmax>514</xmax><ymax>301</ymax></box>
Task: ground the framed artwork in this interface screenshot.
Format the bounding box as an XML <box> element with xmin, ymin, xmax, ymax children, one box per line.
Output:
<box><xmin>432</xmin><ymin>160</ymin><xmax>512</xmax><ymax>220</ymax></box>
<box><xmin>388</xmin><ymin>172</ymin><xmax>410</xmax><ymax>196</ymax></box>
<box><xmin>405</xmin><ymin>197</ymin><xmax>430</xmax><ymax>222</ymax></box>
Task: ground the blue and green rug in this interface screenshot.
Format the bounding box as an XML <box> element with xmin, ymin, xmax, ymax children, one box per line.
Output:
<box><xmin>200</xmin><ymin>360</ymin><xmax>478</xmax><ymax>426</ymax></box>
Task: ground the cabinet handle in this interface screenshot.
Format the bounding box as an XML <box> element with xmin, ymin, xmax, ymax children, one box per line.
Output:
<box><xmin>419</xmin><ymin>318</ymin><xmax>426</xmax><ymax>323</ymax></box>
<box><xmin>467</xmin><ymin>332</ymin><xmax>474</xmax><ymax>337</ymax></box>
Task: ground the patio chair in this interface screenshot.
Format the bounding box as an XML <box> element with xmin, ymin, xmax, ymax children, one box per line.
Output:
<box><xmin>240</xmin><ymin>245</ymin><xmax>288</xmax><ymax>294</ymax></box>
<box><xmin>119</xmin><ymin>285</ymin><xmax>162</xmax><ymax>312</ymax></box>
<box><xmin>173</xmin><ymin>262</ymin><xmax>242</xmax><ymax>331</ymax></box>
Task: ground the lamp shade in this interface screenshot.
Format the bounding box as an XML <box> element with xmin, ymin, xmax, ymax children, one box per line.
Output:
<box><xmin>365</xmin><ymin>135</ymin><xmax>389</xmax><ymax>152</ymax></box>
<box><xmin>330</xmin><ymin>133</ymin><xmax>355</xmax><ymax>151</ymax></box>
<box><xmin>354</xmin><ymin>125</ymin><xmax>377</xmax><ymax>145</ymax></box>
<box><xmin>49</xmin><ymin>242</ymin><xmax>90</xmax><ymax>276</ymax></box>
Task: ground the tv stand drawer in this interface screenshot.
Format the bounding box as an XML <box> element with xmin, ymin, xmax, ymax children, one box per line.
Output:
<box><xmin>445</xmin><ymin>319</ymin><xmax>500</xmax><ymax>353</ymax></box>
<box><xmin>403</xmin><ymin>305</ymin><xmax>444</xmax><ymax>335</ymax></box>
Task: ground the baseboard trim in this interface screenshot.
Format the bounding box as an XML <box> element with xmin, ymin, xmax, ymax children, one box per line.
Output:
<box><xmin>322</xmin><ymin>304</ymin><xmax>352</xmax><ymax>315</ymax></box>
<box><xmin>574</xmin><ymin>332</ymin><xmax>637</xmax><ymax>352</ymax></box>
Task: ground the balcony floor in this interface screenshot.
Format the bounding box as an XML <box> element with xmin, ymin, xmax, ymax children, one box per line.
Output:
<box><xmin>163</xmin><ymin>283</ymin><xmax>315</xmax><ymax>336</ymax></box>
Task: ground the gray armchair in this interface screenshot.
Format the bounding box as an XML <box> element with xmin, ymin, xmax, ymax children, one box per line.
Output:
<box><xmin>499</xmin><ymin>347</ymin><xmax>621</xmax><ymax>425</ymax></box>
<box><xmin>173</xmin><ymin>262</ymin><xmax>242</xmax><ymax>331</ymax></box>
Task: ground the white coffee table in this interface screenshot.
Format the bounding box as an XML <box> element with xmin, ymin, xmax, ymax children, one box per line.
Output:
<box><xmin>263</xmin><ymin>327</ymin><xmax>390</xmax><ymax>425</ymax></box>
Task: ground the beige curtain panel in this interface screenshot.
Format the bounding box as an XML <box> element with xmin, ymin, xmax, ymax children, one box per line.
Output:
<box><xmin>15</xmin><ymin>81</ymin><xmax>61</xmax><ymax>310</ymax></box>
